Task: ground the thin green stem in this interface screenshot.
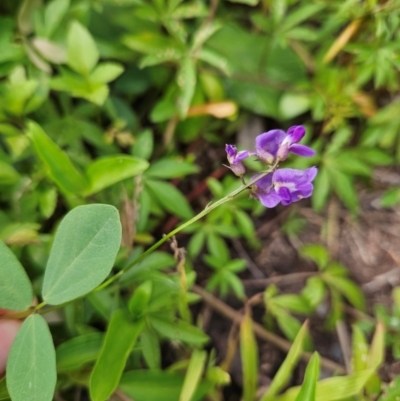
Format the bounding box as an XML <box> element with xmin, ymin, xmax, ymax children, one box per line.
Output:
<box><xmin>95</xmin><ymin>168</ymin><xmax>276</xmax><ymax>292</ymax></box>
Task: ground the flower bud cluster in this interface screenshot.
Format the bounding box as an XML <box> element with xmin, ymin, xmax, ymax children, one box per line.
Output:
<box><xmin>225</xmin><ymin>126</ymin><xmax>317</xmax><ymax>207</ymax></box>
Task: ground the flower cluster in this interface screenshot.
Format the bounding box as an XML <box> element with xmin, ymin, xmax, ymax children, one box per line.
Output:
<box><xmin>225</xmin><ymin>126</ymin><xmax>317</xmax><ymax>207</ymax></box>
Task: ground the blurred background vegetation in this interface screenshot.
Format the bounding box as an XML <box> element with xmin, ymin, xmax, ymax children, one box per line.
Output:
<box><xmin>1</xmin><ymin>0</ymin><xmax>400</xmax><ymax>400</ymax></box>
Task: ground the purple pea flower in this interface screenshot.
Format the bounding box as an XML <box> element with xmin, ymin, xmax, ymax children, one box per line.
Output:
<box><xmin>273</xmin><ymin>167</ymin><xmax>318</xmax><ymax>205</ymax></box>
<box><xmin>255</xmin><ymin>125</ymin><xmax>315</xmax><ymax>164</ymax></box>
<box><xmin>251</xmin><ymin>167</ymin><xmax>318</xmax><ymax>207</ymax></box>
<box><xmin>250</xmin><ymin>173</ymin><xmax>282</xmax><ymax>208</ymax></box>
<box><xmin>225</xmin><ymin>144</ymin><xmax>250</xmax><ymax>177</ymax></box>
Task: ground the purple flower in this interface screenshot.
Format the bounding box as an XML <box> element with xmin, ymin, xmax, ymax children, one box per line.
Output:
<box><xmin>225</xmin><ymin>144</ymin><xmax>250</xmax><ymax>177</ymax></box>
<box><xmin>255</xmin><ymin>125</ymin><xmax>315</xmax><ymax>164</ymax></box>
<box><xmin>250</xmin><ymin>173</ymin><xmax>282</xmax><ymax>208</ymax></box>
<box><xmin>251</xmin><ymin>167</ymin><xmax>318</xmax><ymax>207</ymax></box>
<box><xmin>273</xmin><ymin>167</ymin><xmax>318</xmax><ymax>205</ymax></box>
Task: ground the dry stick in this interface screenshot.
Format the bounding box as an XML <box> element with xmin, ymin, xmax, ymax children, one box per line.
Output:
<box><xmin>192</xmin><ymin>284</ymin><xmax>346</xmax><ymax>374</ymax></box>
<box><xmin>243</xmin><ymin>271</ymin><xmax>315</xmax><ymax>288</ymax></box>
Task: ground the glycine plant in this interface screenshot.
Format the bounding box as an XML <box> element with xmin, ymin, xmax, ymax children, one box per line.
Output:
<box><xmin>0</xmin><ymin>125</ymin><xmax>317</xmax><ymax>401</ymax></box>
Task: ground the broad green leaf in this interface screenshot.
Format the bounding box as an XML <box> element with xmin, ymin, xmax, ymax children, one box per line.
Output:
<box><xmin>279</xmin><ymin>93</ymin><xmax>310</xmax><ymax>120</ymax></box>
<box><xmin>260</xmin><ymin>321</ymin><xmax>308</xmax><ymax>401</ymax></box>
<box><xmin>179</xmin><ymin>350</ymin><xmax>207</xmax><ymax>401</ymax></box>
<box><xmin>276</xmin><ymin>369</ymin><xmax>374</xmax><ymax>401</ymax></box>
<box><xmin>90</xmin><ymin>310</ymin><xmax>144</xmax><ymax>401</ymax></box>
<box><xmin>177</xmin><ymin>57</ymin><xmax>196</xmax><ymax>117</ymax></box>
<box><xmin>131</xmin><ymin>129</ymin><xmax>154</xmax><ymax>160</ymax></box>
<box><xmin>44</xmin><ymin>0</ymin><xmax>70</xmax><ymax>37</ymax></box>
<box><xmin>150</xmin><ymin>317</ymin><xmax>209</xmax><ymax>345</ymax></box>
<box><xmin>240</xmin><ymin>313</ymin><xmax>258</xmax><ymax>401</ymax></box>
<box><xmin>90</xmin><ymin>62</ymin><xmax>124</xmax><ymax>84</ymax></box>
<box><xmin>0</xmin><ymin>161</ymin><xmax>20</xmax><ymax>185</ymax></box>
<box><xmin>67</xmin><ymin>20</ymin><xmax>99</xmax><ymax>75</ymax></box>
<box><xmin>145</xmin><ymin>179</ymin><xmax>193</xmax><ymax>219</ymax></box>
<box><xmin>119</xmin><ymin>370</ymin><xmax>212</xmax><ymax>401</ymax></box>
<box><xmin>295</xmin><ymin>353</ymin><xmax>320</xmax><ymax>401</ymax></box>
<box><xmin>145</xmin><ymin>159</ymin><xmax>199</xmax><ymax>179</ymax></box>
<box><xmin>42</xmin><ymin>204</ymin><xmax>122</xmax><ymax>305</ymax></box>
<box><xmin>56</xmin><ymin>332</ymin><xmax>104</xmax><ymax>371</ymax></box>
<box><xmin>84</xmin><ymin>155</ymin><xmax>149</xmax><ymax>195</ymax></box>
<box><xmin>0</xmin><ymin>240</ymin><xmax>33</xmax><ymax>310</ymax></box>
<box><xmin>26</xmin><ymin>120</ymin><xmax>88</xmax><ymax>194</ymax></box>
<box><xmin>6</xmin><ymin>315</ymin><xmax>56</xmax><ymax>401</ymax></box>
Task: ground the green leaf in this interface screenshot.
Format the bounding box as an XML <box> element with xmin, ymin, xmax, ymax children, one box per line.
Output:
<box><xmin>378</xmin><ymin>376</ymin><xmax>400</xmax><ymax>401</ymax></box>
<box><xmin>44</xmin><ymin>0</ymin><xmax>70</xmax><ymax>37</ymax></box>
<box><xmin>240</xmin><ymin>313</ymin><xmax>258</xmax><ymax>401</ymax></box>
<box><xmin>322</xmin><ymin>273</ymin><xmax>365</xmax><ymax>311</ymax></box>
<box><xmin>6</xmin><ymin>315</ymin><xmax>56</xmax><ymax>401</ymax></box>
<box><xmin>312</xmin><ymin>167</ymin><xmax>330</xmax><ymax>212</ymax></box>
<box><xmin>128</xmin><ymin>280</ymin><xmax>152</xmax><ymax>319</ymax></box>
<box><xmin>0</xmin><ymin>160</ymin><xmax>20</xmax><ymax>185</ymax></box>
<box><xmin>42</xmin><ymin>204</ymin><xmax>122</xmax><ymax>305</ymax></box>
<box><xmin>132</xmin><ymin>129</ymin><xmax>154</xmax><ymax>160</ymax></box>
<box><xmin>150</xmin><ymin>317</ymin><xmax>209</xmax><ymax>345</ymax></box>
<box><xmin>90</xmin><ymin>62</ymin><xmax>124</xmax><ymax>84</ymax></box>
<box><xmin>368</xmin><ymin>321</ymin><xmax>385</xmax><ymax>370</ymax></box>
<box><xmin>179</xmin><ymin>350</ymin><xmax>207</xmax><ymax>401</ymax></box>
<box><xmin>0</xmin><ymin>377</ymin><xmax>9</xmax><ymax>400</ymax></box>
<box><xmin>295</xmin><ymin>353</ymin><xmax>320</xmax><ymax>401</ymax></box>
<box><xmin>300</xmin><ymin>244</ymin><xmax>330</xmax><ymax>270</ymax></box>
<box><xmin>145</xmin><ymin>179</ymin><xmax>193</xmax><ymax>219</ymax></box>
<box><xmin>0</xmin><ymin>240</ymin><xmax>33</xmax><ymax>310</ymax></box>
<box><xmin>56</xmin><ymin>332</ymin><xmax>104</xmax><ymax>371</ymax></box>
<box><xmin>141</xmin><ymin>326</ymin><xmax>161</xmax><ymax>369</ymax></box>
<box><xmin>26</xmin><ymin>120</ymin><xmax>88</xmax><ymax>194</ymax></box>
<box><xmin>326</xmin><ymin>167</ymin><xmax>358</xmax><ymax>212</ymax></box>
<box><xmin>351</xmin><ymin>325</ymin><xmax>369</xmax><ymax>372</ymax></box>
<box><xmin>177</xmin><ymin>57</ymin><xmax>196</xmax><ymax>118</ymax></box>
<box><xmin>276</xmin><ymin>310</ymin><xmax>303</xmax><ymax>343</ymax></box>
<box><xmin>145</xmin><ymin>159</ymin><xmax>199</xmax><ymax>179</ymax></box>
<box><xmin>67</xmin><ymin>20</ymin><xmax>99</xmax><ymax>75</ymax></box>
<box><xmin>260</xmin><ymin>321</ymin><xmax>308</xmax><ymax>401</ymax></box>
<box><xmin>276</xmin><ymin>369</ymin><xmax>374</xmax><ymax>401</ymax></box>
<box><xmin>84</xmin><ymin>155</ymin><xmax>149</xmax><ymax>195</ymax></box>
<box><xmin>90</xmin><ymin>310</ymin><xmax>144</xmax><ymax>401</ymax></box>
<box><xmin>119</xmin><ymin>370</ymin><xmax>212</xmax><ymax>401</ymax></box>
<box><xmin>279</xmin><ymin>93</ymin><xmax>310</xmax><ymax>120</ymax></box>
<box><xmin>226</xmin><ymin>0</ymin><xmax>259</xmax><ymax>6</ymax></box>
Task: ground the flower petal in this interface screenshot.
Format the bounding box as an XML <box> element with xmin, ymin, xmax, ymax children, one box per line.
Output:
<box><xmin>235</xmin><ymin>150</ymin><xmax>251</xmax><ymax>162</ymax></box>
<box><xmin>273</xmin><ymin>168</ymin><xmax>310</xmax><ymax>186</ymax></box>
<box><xmin>225</xmin><ymin>144</ymin><xmax>236</xmax><ymax>159</ymax></box>
<box><xmin>277</xmin><ymin>187</ymin><xmax>292</xmax><ymax>202</ymax></box>
<box><xmin>258</xmin><ymin>191</ymin><xmax>281</xmax><ymax>208</ymax></box>
<box><xmin>287</xmin><ymin>126</ymin><xmax>306</xmax><ymax>143</ymax></box>
<box><xmin>289</xmin><ymin>144</ymin><xmax>315</xmax><ymax>157</ymax></box>
<box><xmin>255</xmin><ymin>130</ymin><xmax>285</xmax><ymax>155</ymax></box>
<box><xmin>305</xmin><ymin>166</ymin><xmax>318</xmax><ymax>182</ymax></box>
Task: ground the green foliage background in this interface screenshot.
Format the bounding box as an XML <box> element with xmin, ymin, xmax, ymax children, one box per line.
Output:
<box><xmin>1</xmin><ymin>0</ymin><xmax>400</xmax><ymax>400</ymax></box>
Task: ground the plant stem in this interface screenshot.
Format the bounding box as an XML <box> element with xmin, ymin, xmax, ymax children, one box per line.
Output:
<box><xmin>95</xmin><ymin>168</ymin><xmax>275</xmax><ymax>292</ymax></box>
